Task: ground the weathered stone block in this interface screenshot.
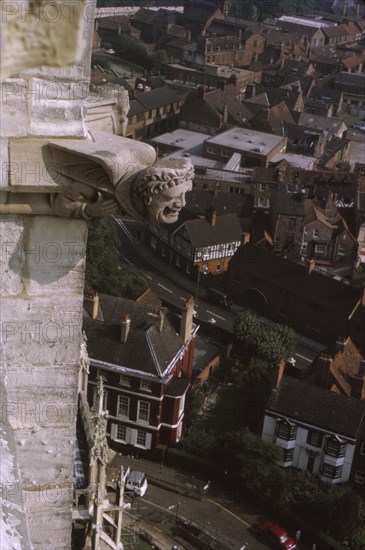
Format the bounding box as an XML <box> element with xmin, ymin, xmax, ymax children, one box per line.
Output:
<box><xmin>8</xmin><ymin>139</ymin><xmax>71</xmax><ymax>191</ymax></box>
<box><xmin>0</xmin><ymin>0</ymin><xmax>89</xmax><ymax>81</ymax></box>
<box><xmin>1</xmin><ymin>79</ymin><xmax>29</xmax><ymax>137</ymax></box>
<box><xmin>1</xmin><ymin>296</ymin><xmax>84</xmax><ymax>366</ymax></box>
<box><xmin>0</xmin><ymin>138</ymin><xmax>9</xmax><ymax>188</ymax></box>
<box><xmin>25</xmin><ymin>217</ymin><xmax>87</xmax><ymax>295</ymax></box>
<box><xmin>23</xmin><ymin>486</ymin><xmax>73</xmax><ymax>550</ymax></box>
<box><xmin>0</xmin><ymin>215</ymin><xmax>25</xmax><ymax>296</ymax></box>
<box><xmin>29</xmin><ymin>99</ymin><xmax>86</xmax><ymax>137</ymax></box>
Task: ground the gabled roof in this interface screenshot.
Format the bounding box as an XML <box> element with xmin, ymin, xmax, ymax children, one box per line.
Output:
<box><xmin>266</xmin><ymin>376</ymin><xmax>365</xmax><ymax>439</ymax></box>
<box><xmin>135</xmin><ymin>85</ymin><xmax>186</xmax><ymax>109</ymax></box>
<box><xmin>180</xmin><ymin>213</ymin><xmax>243</xmax><ymax>247</ymax></box>
<box><xmin>131</xmin><ymin>8</ymin><xmax>156</xmax><ymax>25</ymax></box>
<box><xmin>83</xmin><ymin>294</ymin><xmax>191</xmax><ymax>378</ymax></box>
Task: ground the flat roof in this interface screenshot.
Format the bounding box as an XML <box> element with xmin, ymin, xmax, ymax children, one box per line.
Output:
<box><xmin>270</xmin><ymin>152</ymin><xmax>316</xmax><ymax>169</ymax></box>
<box><xmin>206</xmin><ymin>127</ymin><xmax>285</xmax><ymax>156</ymax></box>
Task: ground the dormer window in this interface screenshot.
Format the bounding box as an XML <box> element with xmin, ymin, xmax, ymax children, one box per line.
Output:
<box><xmin>313</xmin><ymin>229</ymin><xmax>319</xmax><ymax>238</ymax></box>
<box><xmin>140</xmin><ymin>379</ymin><xmax>152</xmax><ymax>391</ymax></box>
<box><xmin>119</xmin><ymin>374</ymin><xmax>131</xmax><ymax>387</ymax></box>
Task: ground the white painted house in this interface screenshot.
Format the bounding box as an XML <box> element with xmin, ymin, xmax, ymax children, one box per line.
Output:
<box><xmin>262</xmin><ymin>376</ymin><xmax>365</xmax><ymax>484</ymax></box>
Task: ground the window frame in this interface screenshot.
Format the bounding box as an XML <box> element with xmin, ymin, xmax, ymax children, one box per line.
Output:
<box><xmin>276</xmin><ymin>421</ymin><xmax>297</xmax><ymax>441</ymax></box>
<box><xmin>136</xmin><ymin>430</ymin><xmax>147</xmax><ymax>447</ymax></box>
<box><xmin>320</xmin><ymin>462</ymin><xmax>343</xmax><ymax>479</ymax></box>
<box><xmin>140</xmin><ymin>379</ymin><xmax>152</xmax><ymax>391</ymax></box>
<box><xmin>117</xmin><ymin>395</ymin><xmax>130</xmax><ymax>419</ymax></box>
<box><xmin>324</xmin><ymin>438</ymin><xmax>346</xmax><ymax>458</ymax></box>
<box><xmin>116</xmin><ymin>424</ymin><xmax>127</xmax><ymax>442</ymax></box>
<box><xmin>119</xmin><ymin>374</ymin><xmax>131</xmax><ymax>387</ymax></box>
<box><xmin>137</xmin><ymin>400</ymin><xmax>150</xmax><ymax>424</ymax></box>
<box><xmin>307</xmin><ymin>430</ymin><xmax>323</xmax><ymax>448</ymax></box>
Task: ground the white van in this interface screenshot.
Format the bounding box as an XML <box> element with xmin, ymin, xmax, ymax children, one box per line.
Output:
<box><xmin>125</xmin><ymin>470</ymin><xmax>148</xmax><ymax>497</ymax></box>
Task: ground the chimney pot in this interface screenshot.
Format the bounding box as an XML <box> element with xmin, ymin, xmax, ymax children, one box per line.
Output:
<box><xmin>84</xmin><ymin>290</ymin><xmax>99</xmax><ymax>319</ymax></box>
<box><xmin>306</xmin><ymin>259</ymin><xmax>315</xmax><ymax>275</ymax></box>
<box><xmin>121</xmin><ymin>314</ymin><xmax>131</xmax><ymax>343</ymax></box>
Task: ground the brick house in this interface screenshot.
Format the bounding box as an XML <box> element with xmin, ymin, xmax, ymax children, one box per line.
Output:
<box><xmin>83</xmin><ymin>293</ymin><xmax>198</xmax><ymax>453</ymax></box>
<box><xmin>300</xmin><ymin>194</ymin><xmax>358</xmax><ymax>274</ymax></box>
<box><xmin>146</xmin><ymin>208</ymin><xmax>243</xmax><ymax>277</ymax></box>
<box><xmin>126</xmin><ymin>86</ymin><xmax>187</xmax><ymax>140</ymax></box>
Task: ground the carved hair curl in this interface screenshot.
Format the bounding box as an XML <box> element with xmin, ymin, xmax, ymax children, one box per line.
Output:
<box><xmin>133</xmin><ymin>158</ymin><xmax>194</xmax><ymax>205</ymax></box>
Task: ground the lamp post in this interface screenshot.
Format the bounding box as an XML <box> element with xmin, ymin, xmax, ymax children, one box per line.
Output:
<box><xmin>195</xmin><ymin>264</ymin><xmax>208</xmax><ymax>305</ymax></box>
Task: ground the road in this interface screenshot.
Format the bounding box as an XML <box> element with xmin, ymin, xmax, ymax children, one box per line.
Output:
<box><xmin>109</xmin><ymin>453</ymin><xmax>273</xmax><ymax>550</ymax></box>
<box><xmin>114</xmin><ymin>218</ymin><xmax>324</xmax><ymax>370</ymax></box>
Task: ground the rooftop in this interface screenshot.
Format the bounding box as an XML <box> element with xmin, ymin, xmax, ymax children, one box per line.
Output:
<box><xmin>205</xmin><ymin>127</ymin><xmax>286</xmax><ymax>156</ymax></box>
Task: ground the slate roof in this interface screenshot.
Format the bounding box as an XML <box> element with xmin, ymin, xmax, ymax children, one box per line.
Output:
<box><xmin>185</xmin><ymin>189</ymin><xmax>252</xmax><ymax>217</ymax></box>
<box><xmin>181</xmin><ymin>213</ymin><xmax>243</xmax><ymax>247</ymax></box>
<box><xmin>266</xmin><ymin>376</ymin><xmax>365</xmax><ymax>439</ymax></box>
<box><xmin>131</xmin><ymin>8</ymin><xmax>156</xmax><ymax>25</ymax></box>
<box><xmin>135</xmin><ymin>86</ymin><xmax>186</xmax><ymax>109</ymax></box>
<box><xmin>83</xmin><ymin>294</ymin><xmax>188</xmax><ymax>378</ymax></box>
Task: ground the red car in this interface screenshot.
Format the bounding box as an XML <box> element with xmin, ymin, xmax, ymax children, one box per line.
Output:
<box><xmin>253</xmin><ymin>520</ymin><xmax>297</xmax><ymax>550</ymax></box>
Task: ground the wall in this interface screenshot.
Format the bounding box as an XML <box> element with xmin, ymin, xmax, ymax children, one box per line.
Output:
<box><xmin>1</xmin><ymin>1</ymin><xmax>95</xmax><ymax>547</ymax></box>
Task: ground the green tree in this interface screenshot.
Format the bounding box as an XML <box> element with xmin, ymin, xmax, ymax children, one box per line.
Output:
<box><xmin>233</xmin><ymin>310</ymin><xmax>261</xmax><ymax>357</ymax></box>
<box><xmin>180</xmin><ymin>426</ymin><xmax>216</xmax><ymax>459</ymax></box>
<box><xmin>146</xmin><ymin>49</ymin><xmax>168</xmax><ymax>73</ymax></box>
<box><xmin>248</xmin><ymin>4</ymin><xmax>258</xmax><ymax>21</ymax></box>
<box><xmin>258</xmin><ymin>324</ymin><xmax>298</xmax><ymax>364</ymax></box>
<box><xmin>111</xmin><ymin>33</ymin><xmax>148</xmax><ymax>68</ymax></box>
<box><xmin>236</xmin><ymin>430</ymin><xmax>284</xmax><ymax>498</ymax></box>
<box><xmin>243</xmin><ymin>356</ymin><xmax>271</xmax><ymax>385</ymax></box>
<box><xmin>86</xmin><ymin>217</ymin><xmax>147</xmax><ymax>299</ymax></box>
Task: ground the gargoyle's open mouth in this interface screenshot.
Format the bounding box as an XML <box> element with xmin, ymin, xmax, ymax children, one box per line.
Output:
<box><xmin>163</xmin><ymin>207</ymin><xmax>179</xmax><ymax>217</ymax></box>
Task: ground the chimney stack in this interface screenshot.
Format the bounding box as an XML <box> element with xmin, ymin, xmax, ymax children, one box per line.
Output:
<box><xmin>206</xmin><ymin>207</ymin><xmax>217</xmax><ymax>226</ymax></box>
<box><xmin>306</xmin><ymin>259</ymin><xmax>315</xmax><ymax>275</ymax></box>
<box><xmin>241</xmin><ymin>232</ymin><xmax>250</xmax><ymax>245</ymax></box>
<box><xmin>359</xmin><ymin>359</ymin><xmax>365</xmax><ymax>377</ymax></box>
<box><xmin>315</xmin><ymin>353</ymin><xmax>333</xmax><ymax>387</ymax></box>
<box><xmin>271</xmin><ymin>360</ymin><xmax>285</xmax><ymax>389</ymax></box>
<box><xmin>180</xmin><ymin>295</ymin><xmax>195</xmax><ymax>343</ymax></box>
<box><xmin>121</xmin><ymin>314</ymin><xmax>131</xmax><ymax>343</ymax></box>
<box><xmin>335</xmin><ymin>336</ymin><xmax>349</xmax><ymax>352</ymax></box>
<box><xmin>146</xmin><ymin>309</ymin><xmax>164</xmax><ymax>332</ymax></box>
<box><xmin>84</xmin><ymin>290</ymin><xmax>99</xmax><ymax>319</ymax></box>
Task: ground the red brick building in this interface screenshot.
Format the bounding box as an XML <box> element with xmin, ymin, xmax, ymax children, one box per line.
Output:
<box><xmin>83</xmin><ymin>293</ymin><xmax>198</xmax><ymax>453</ymax></box>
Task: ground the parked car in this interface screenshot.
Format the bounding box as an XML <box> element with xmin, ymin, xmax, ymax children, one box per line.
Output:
<box><xmin>353</xmin><ymin>123</ymin><xmax>365</xmax><ymax>132</ymax></box>
<box><xmin>253</xmin><ymin>520</ymin><xmax>297</xmax><ymax>550</ymax></box>
<box><xmin>125</xmin><ymin>470</ymin><xmax>148</xmax><ymax>497</ymax></box>
<box><xmin>206</xmin><ymin>287</ymin><xmax>232</xmax><ymax>308</ymax></box>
